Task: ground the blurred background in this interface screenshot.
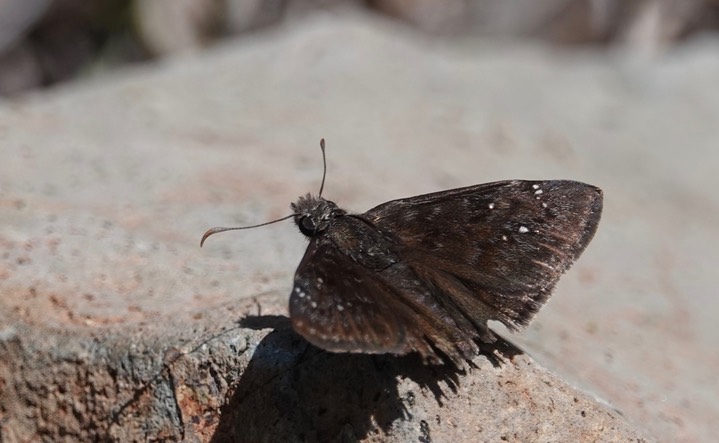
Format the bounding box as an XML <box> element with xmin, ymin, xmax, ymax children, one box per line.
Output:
<box><xmin>1</xmin><ymin>0</ymin><xmax>719</xmax><ymax>97</ymax></box>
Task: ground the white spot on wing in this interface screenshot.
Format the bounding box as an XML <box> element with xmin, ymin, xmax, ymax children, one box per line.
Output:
<box><xmin>502</xmin><ymin>235</ymin><xmax>508</xmax><ymax>241</ymax></box>
<box><xmin>542</xmin><ymin>202</ymin><xmax>548</xmax><ymax>208</ymax></box>
<box><xmin>488</xmin><ymin>203</ymin><xmax>495</xmax><ymax>209</ymax></box>
<box><xmin>310</xmin><ymin>301</ymin><xmax>318</xmax><ymax>308</ymax></box>
<box><xmin>532</xmin><ymin>184</ymin><xmax>540</xmax><ymax>189</ymax></box>
<box><xmin>534</xmin><ymin>189</ymin><xmax>543</xmax><ymax>195</ymax></box>
<box><xmin>519</xmin><ymin>226</ymin><xmax>529</xmax><ymax>233</ymax></box>
<box><xmin>295</xmin><ymin>286</ymin><xmax>308</xmax><ymax>298</ymax></box>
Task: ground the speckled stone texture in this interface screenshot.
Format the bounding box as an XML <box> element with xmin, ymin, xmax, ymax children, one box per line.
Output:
<box><xmin>1</xmin><ymin>295</ymin><xmax>643</xmax><ymax>442</ymax></box>
<box><xmin>2</xmin><ymin>9</ymin><xmax>717</xmax><ymax>442</ymax></box>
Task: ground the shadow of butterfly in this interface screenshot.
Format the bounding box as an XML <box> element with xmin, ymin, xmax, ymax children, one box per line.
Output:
<box><xmin>202</xmin><ymin>140</ymin><xmax>602</xmax><ymax>364</ymax></box>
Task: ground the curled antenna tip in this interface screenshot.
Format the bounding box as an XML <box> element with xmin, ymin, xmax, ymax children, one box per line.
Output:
<box><xmin>320</xmin><ymin>138</ymin><xmax>325</xmax><ymax>149</ymax></box>
<box><xmin>200</xmin><ymin>227</ymin><xmax>222</xmax><ymax>247</ymax></box>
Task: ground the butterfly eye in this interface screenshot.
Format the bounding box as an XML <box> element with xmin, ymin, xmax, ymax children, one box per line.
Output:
<box><xmin>300</xmin><ymin>216</ymin><xmax>316</xmax><ymax>236</ymax></box>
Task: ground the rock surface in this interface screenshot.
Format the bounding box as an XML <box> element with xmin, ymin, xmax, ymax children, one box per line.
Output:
<box><xmin>2</xmin><ymin>9</ymin><xmax>717</xmax><ymax>442</ymax></box>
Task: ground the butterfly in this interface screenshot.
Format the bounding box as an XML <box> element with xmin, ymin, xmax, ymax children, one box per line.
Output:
<box><xmin>202</xmin><ymin>140</ymin><xmax>603</xmax><ymax>364</ymax></box>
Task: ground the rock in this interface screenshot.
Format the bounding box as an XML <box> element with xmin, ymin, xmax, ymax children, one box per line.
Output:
<box><xmin>1</xmin><ymin>295</ymin><xmax>645</xmax><ymax>442</ymax></box>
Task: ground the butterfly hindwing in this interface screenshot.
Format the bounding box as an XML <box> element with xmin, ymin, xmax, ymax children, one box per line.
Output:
<box><xmin>290</xmin><ymin>216</ymin><xmax>482</xmax><ymax>362</ymax></box>
<box><xmin>290</xmin><ymin>231</ymin><xmax>409</xmax><ymax>355</ymax></box>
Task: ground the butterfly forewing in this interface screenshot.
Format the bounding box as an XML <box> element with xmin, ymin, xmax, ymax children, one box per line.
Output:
<box><xmin>365</xmin><ymin>180</ymin><xmax>602</xmax><ymax>330</ymax></box>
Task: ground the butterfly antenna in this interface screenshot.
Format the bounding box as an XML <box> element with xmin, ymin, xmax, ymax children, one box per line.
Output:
<box><xmin>318</xmin><ymin>138</ymin><xmax>327</xmax><ymax>197</ymax></box>
<box><xmin>200</xmin><ymin>214</ymin><xmax>295</xmax><ymax>247</ymax></box>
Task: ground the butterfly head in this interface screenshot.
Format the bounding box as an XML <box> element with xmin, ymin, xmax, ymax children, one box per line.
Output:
<box><xmin>291</xmin><ymin>194</ymin><xmax>346</xmax><ymax>237</ymax></box>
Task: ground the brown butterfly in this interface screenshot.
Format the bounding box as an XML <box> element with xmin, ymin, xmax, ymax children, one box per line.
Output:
<box><xmin>202</xmin><ymin>140</ymin><xmax>602</xmax><ymax>364</ymax></box>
